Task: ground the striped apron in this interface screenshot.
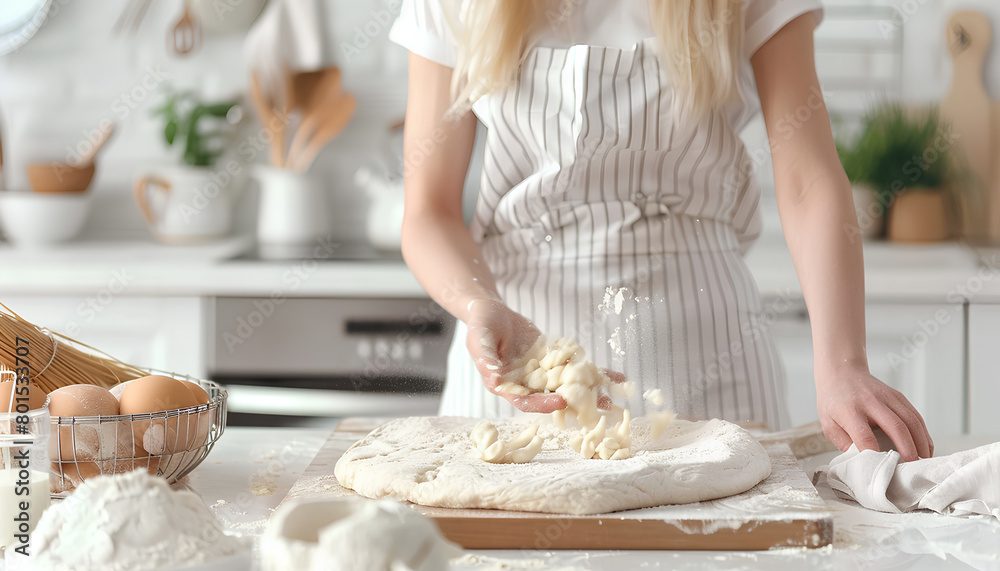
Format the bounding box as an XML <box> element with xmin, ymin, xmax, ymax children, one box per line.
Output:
<box><xmin>442</xmin><ymin>38</ymin><xmax>791</xmax><ymax>430</ymax></box>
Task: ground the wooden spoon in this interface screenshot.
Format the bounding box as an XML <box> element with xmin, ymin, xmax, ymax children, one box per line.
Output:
<box><xmin>291</xmin><ymin>92</ymin><xmax>357</xmax><ymax>172</ymax></box>
<box><xmin>78</xmin><ymin>123</ymin><xmax>115</xmax><ymax>166</ymax></box>
<box><xmin>249</xmin><ymin>71</ymin><xmax>287</xmax><ymax>167</ymax></box>
<box><xmin>286</xmin><ymin>67</ymin><xmax>343</xmax><ymax>167</ymax></box>
<box><xmin>288</xmin><ymin>69</ymin><xmax>326</xmax><ymax>110</ymax></box>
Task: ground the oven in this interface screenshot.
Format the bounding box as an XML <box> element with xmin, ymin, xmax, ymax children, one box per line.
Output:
<box><xmin>207</xmin><ymin>296</ymin><xmax>454</xmax><ymax>427</ymax></box>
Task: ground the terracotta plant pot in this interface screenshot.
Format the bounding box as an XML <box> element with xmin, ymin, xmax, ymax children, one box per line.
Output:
<box><xmin>26</xmin><ymin>162</ymin><xmax>95</xmax><ymax>194</ymax></box>
<box><xmin>887</xmin><ymin>188</ymin><xmax>951</xmax><ymax>243</ymax></box>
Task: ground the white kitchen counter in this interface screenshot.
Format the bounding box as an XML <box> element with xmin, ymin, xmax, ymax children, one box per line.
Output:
<box><xmin>181</xmin><ymin>426</ymin><xmax>1000</xmax><ymax>571</ymax></box>
<box><xmin>0</xmin><ymin>235</ymin><xmax>425</xmax><ymax>298</ymax></box>
<box><xmin>745</xmin><ymin>237</ymin><xmax>1000</xmax><ymax>303</ymax></box>
<box><xmin>1</xmin><ymin>233</ymin><xmax>1000</xmax><ymax>302</ymax></box>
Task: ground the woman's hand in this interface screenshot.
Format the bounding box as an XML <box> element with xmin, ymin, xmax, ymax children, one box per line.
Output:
<box><xmin>465</xmin><ymin>299</ymin><xmax>567</xmax><ymax>413</ymax></box>
<box><xmin>816</xmin><ymin>366</ymin><xmax>933</xmax><ymax>462</ymax></box>
<box><xmin>466</xmin><ymin>299</ymin><xmax>626</xmax><ymax>413</ymax></box>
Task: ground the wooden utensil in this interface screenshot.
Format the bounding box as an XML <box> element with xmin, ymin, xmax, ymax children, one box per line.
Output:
<box><xmin>249</xmin><ymin>71</ymin><xmax>288</xmax><ymax>167</ymax></box>
<box><xmin>170</xmin><ymin>0</ymin><xmax>201</xmax><ymax>56</ymax></box>
<box><xmin>286</xmin><ymin>67</ymin><xmax>343</xmax><ymax>167</ymax></box>
<box><xmin>280</xmin><ymin>418</ymin><xmax>834</xmax><ymax>551</ymax></box>
<box><xmin>289</xmin><ymin>92</ymin><xmax>356</xmax><ymax>172</ymax></box>
<box><xmin>77</xmin><ymin>123</ymin><xmax>115</xmax><ymax>166</ymax></box>
<box><xmin>939</xmin><ymin>11</ymin><xmax>993</xmax><ymax>238</ymax></box>
<box><xmin>289</xmin><ymin>69</ymin><xmax>328</xmax><ymax>110</ymax></box>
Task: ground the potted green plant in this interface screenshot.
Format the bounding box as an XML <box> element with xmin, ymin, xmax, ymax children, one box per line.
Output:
<box><xmin>838</xmin><ymin>101</ymin><xmax>952</xmax><ymax>243</ymax></box>
<box><xmin>133</xmin><ymin>91</ymin><xmax>243</xmax><ymax>245</ymax></box>
<box><xmin>155</xmin><ymin>91</ymin><xmax>238</xmax><ymax>167</ymax></box>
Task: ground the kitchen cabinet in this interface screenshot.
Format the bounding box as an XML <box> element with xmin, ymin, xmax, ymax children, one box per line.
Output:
<box><xmin>0</xmin><ymin>295</ymin><xmax>206</xmax><ymax>378</ymax></box>
<box><xmin>968</xmin><ymin>304</ymin><xmax>1000</xmax><ymax>435</ymax></box>
<box><xmin>770</xmin><ymin>299</ymin><xmax>966</xmax><ymax>436</ymax></box>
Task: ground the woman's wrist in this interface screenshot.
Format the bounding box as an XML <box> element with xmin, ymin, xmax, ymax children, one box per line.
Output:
<box><xmin>814</xmin><ymin>355</ymin><xmax>869</xmax><ymax>386</ymax></box>
<box><xmin>459</xmin><ymin>293</ymin><xmax>504</xmax><ymax>323</ymax></box>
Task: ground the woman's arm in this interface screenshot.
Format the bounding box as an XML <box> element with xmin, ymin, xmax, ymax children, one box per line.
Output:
<box><xmin>400</xmin><ymin>53</ymin><xmax>492</xmax><ymax>319</ymax></box>
<box><xmin>751</xmin><ymin>14</ymin><xmax>933</xmax><ymax>461</ymax></box>
<box><xmin>400</xmin><ymin>53</ymin><xmax>565</xmax><ymax>412</ymax></box>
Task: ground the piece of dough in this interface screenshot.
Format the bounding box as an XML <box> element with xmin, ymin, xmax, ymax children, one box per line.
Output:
<box><xmin>471</xmin><ymin>420</ymin><xmax>544</xmax><ymax>464</ymax></box>
<box><xmin>336</xmin><ymin>416</ymin><xmax>773</xmax><ymax>515</ymax></box>
<box><xmin>569</xmin><ymin>409</ymin><xmax>632</xmax><ymax>461</ymax></box>
<box><xmin>496</xmin><ymin>337</ymin><xmax>630</xmax><ymax>459</ymax></box>
<box><xmin>496</xmin><ymin>338</ymin><xmax>607</xmax><ymax>427</ymax></box>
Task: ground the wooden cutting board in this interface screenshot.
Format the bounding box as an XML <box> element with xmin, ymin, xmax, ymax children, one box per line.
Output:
<box><xmin>939</xmin><ymin>10</ymin><xmax>999</xmax><ymax>240</ymax></box>
<box><xmin>279</xmin><ymin>417</ymin><xmax>833</xmax><ymax>551</ymax></box>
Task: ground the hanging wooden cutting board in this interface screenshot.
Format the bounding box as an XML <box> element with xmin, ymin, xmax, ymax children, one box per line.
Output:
<box><xmin>991</xmin><ymin>102</ymin><xmax>1000</xmax><ymax>240</ymax></box>
<box><xmin>278</xmin><ymin>417</ymin><xmax>833</xmax><ymax>551</ymax></box>
<box><xmin>939</xmin><ymin>10</ymin><xmax>996</xmax><ymax>240</ymax></box>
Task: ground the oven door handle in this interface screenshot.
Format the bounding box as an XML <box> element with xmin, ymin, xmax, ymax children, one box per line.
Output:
<box><xmin>223</xmin><ymin>385</ymin><xmax>441</xmax><ymax>417</ymax></box>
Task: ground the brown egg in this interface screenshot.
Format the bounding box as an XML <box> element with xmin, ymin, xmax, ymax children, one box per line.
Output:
<box><xmin>179</xmin><ymin>379</ymin><xmax>210</xmax><ymax>405</ymax></box>
<box><xmin>120</xmin><ymin>375</ymin><xmax>199</xmax><ymax>455</ymax></box>
<box><xmin>50</xmin><ymin>454</ymin><xmax>161</xmax><ymax>494</ymax></box>
<box><xmin>0</xmin><ymin>379</ymin><xmax>47</xmax><ymax>412</ymax></box>
<box><xmin>119</xmin><ymin>375</ymin><xmax>198</xmax><ymax>415</ymax></box>
<box><xmin>48</xmin><ymin>384</ymin><xmax>119</xmax><ymax>417</ymax></box>
<box><xmin>178</xmin><ymin>379</ymin><xmax>212</xmax><ymax>450</ymax></box>
<box><xmin>47</xmin><ymin>385</ymin><xmax>132</xmax><ymax>468</ymax></box>
<box><xmin>50</xmin><ymin>460</ymin><xmax>104</xmax><ymax>494</ymax></box>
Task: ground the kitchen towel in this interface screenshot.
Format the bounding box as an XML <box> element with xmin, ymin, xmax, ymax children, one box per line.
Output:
<box><xmin>817</xmin><ymin>443</ymin><xmax>1000</xmax><ymax>520</ymax></box>
<box><xmin>244</xmin><ymin>0</ymin><xmax>333</xmax><ymax>104</ymax></box>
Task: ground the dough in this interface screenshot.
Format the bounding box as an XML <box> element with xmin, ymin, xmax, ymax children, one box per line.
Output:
<box><xmin>497</xmin><ymin>336</ymin><xmax>636</xmax><ymax>460</ymax></box>
<box><xmin>568</xmin><ymin>409</ymin><xmax>632</xmax><ymax>461</ymax></box>
<box><xmin>497</xmin><ymin>337</ymin><xmax>609</xmax><ymax>432</ymax></box>
<box><xmin>471</xmin><ymin>420</ymin><xmax>545</xmax><ymax>463</ymax></box>
<box><xmin>335</xmin><ymin>416</ymin><xmax>773</xmax><ymax>515</ymax></box>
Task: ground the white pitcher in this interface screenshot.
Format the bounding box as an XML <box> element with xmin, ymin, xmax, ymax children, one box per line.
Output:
<box><xmin>133</xmin><ymin>165</ymin><xmax>240</xmax><ymax>245</ymax></box>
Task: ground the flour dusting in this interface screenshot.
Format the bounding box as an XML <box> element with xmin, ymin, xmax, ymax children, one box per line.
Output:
<box><xmin>598</xmin><ymin>286</ymin><xmax>631</xmax><ymax>315</ymax></box>
<box><xmin>9</xmin><ymin>470</ymin><xmax>247</xmax><ymax>571</ymax></box>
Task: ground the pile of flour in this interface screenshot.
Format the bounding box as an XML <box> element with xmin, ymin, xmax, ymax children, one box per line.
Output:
<box><xmin>262</xmin><ymin>497</ymin><xmax>461</xmax><ymax>571</ymax></box>
<box><xmin>6</xmin><ymin>470</ymin><xmax>247</xmax><ymax>571</ymax></box>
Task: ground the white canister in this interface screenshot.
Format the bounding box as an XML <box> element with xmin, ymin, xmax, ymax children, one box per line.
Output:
<box><xmin>356</xmin><ymin>167</ymin><xmax>404</xmax><ymax>251</ymax></box>
<box><xmin>254</xmin><ymin>165</ymin><xmax>331</xmax><ymax>258</ymax></box>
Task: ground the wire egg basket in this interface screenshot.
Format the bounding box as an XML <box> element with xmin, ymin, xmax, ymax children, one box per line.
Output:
<box><xmin>49</xmin><ymin>376</ymin><xmax>227</xmax><ymax>498</ymax></box>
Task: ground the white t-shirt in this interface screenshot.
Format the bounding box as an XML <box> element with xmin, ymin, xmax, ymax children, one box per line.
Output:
<box><xmin>389</xmin><ymin>0</ymin><xmax>824</xmax><ymax>68</ymax></box>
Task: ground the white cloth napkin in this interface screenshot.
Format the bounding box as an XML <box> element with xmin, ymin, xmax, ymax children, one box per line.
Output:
<box><xmin>817</xmin><ymin>443</ymin><xmax>1000</xmax><ymax>520</ymax></box>
<box><xmin>243</xmin><ymin>0</ymin><xmax>333</xmax><ymax>103</ymax></box>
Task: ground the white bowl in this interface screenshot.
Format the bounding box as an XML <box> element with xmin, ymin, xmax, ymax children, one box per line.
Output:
<box><xmin>0</xmin><ymin>191</ymin><xmax>91</xmax><ymax>247</ymax></box>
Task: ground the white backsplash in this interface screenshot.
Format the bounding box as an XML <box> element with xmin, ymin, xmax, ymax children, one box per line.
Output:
<box><xmin>0</xmin><ymin>0</ymin><xmax>993</xmax><ymax>242</ymax></box>
<box><xmin>0</xmin><ymin>0</ymin><xmax>411</xmax><ymax>239</ymax></box>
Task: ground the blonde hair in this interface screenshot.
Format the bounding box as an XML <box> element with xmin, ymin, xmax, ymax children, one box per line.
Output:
<box><xmin>446</xmin><ymin>0</ymin><xmax>744</xmax><ymax>117</ymax></box>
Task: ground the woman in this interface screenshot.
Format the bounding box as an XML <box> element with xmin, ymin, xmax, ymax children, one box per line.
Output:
<box><xmin>390</xmin><ymin>0</ymin><xmax>933</xmax><ymax>461</ymax></box>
